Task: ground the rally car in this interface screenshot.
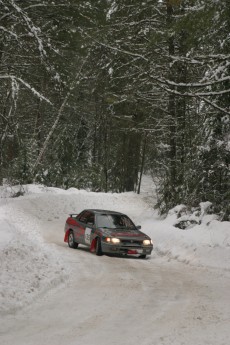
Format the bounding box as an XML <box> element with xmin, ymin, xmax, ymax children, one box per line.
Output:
<box><xmin>64</xmin><ymin>209</ymin><xmax>153</xmax><ymax>258</ymax></box>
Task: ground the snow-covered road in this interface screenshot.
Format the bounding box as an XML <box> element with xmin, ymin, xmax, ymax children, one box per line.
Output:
<box><xmin>0</xmin><ymin>182</ymin><xmax>230</xmax><ymax>345</ymax></box>
<box><xmin>1</xmin><ymin>245</ymin><xmax>230</xmax><ymax>345</ymax></box>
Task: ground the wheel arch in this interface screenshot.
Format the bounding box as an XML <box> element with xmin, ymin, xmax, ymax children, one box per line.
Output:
<box><xmin>64</xmin><ymin>228</ymin><xmax>74</xmax><ymax>242</ymax></box>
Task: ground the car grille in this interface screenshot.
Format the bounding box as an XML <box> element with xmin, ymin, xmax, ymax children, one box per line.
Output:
<box><xmin>120</xmin><ymin>239</ymin><xmax>142</xmax><ymax>247</ymax></box>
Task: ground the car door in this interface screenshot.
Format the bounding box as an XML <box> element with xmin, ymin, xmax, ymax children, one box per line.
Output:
<box><xmin>83</xmin><ymin>212</ymin><xmax>95</xmax><ymax>246</ymax></box>
<box><xmin>74</xmin><ymin>211</ymin><xmax>89</xmax><ymax>244</ymax></box>
<box><xmin>75</xmin><ymin>211</ymin><xmax>95</xmax><ymax>246</ymax></box>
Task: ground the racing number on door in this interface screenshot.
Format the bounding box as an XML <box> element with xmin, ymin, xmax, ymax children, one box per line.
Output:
<box><xmin>85</xmin><ymin>227</ymin><xmax>91</xmax><ymax>245</ymax></box>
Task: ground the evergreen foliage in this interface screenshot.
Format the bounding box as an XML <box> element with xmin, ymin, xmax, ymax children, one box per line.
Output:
<box><xmin>0</xmin><ymin>0</ymin><xmax>229</xmax><ymax>219</ymax></box>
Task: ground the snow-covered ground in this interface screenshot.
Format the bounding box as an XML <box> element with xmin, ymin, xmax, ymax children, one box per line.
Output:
<box><xmin>0</xmin><ymin>177</ymin><xmax>230</xmax><ymax>345</ymax></box>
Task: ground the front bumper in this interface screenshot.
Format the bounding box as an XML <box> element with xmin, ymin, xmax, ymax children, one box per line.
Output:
<box><xmin>101</xmin><ymin>242</ymin><xmax>153</xmax><ymax>256</ymax></box>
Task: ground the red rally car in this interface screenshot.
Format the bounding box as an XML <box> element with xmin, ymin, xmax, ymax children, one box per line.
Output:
<box><xmin>64</xmin><ymin>209</ymin><xmax>153</xmax><ymax>258</ymax></box>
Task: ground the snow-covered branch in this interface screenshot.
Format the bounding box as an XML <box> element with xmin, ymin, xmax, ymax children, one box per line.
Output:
<box><xmin>166</xmin><ymin>54</ymin><xmax>230</xmax><ymax>64</ymax></box>
<box><xmin>0</xmin><ymin>75</ymin><xmax>52</xmax><ymax>105</ymax></box>
<box><xmin>0</xmin><ymin>26</ymin><xmax>18</xmax><ymax>39</ymax></box>
<box><xmin>158</xmin><ymin>84</ymin><xmax>230</xmax><ymax>98</ymax></box>
<box><xmin>198</xmin><ymin>97</ymin><xmax>230</xmax><ymax>116</ymax></box>
<box><xmin>8</xmin><ymin>0</ymin><xmax>47</xmax><ymax>59</ymax></box>
<box><xmin>155</xmin><ymin>76</ymin><xmax>230</xmax><ymax>88</ymax></box>
<box><xmin>79</xmin><ymin>28</ymin><xmax>148</xmax><ymax>62</ymax></box>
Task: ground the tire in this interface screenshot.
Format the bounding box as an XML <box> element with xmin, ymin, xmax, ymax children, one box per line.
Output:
<box><xmin>139</xmin><ymin>254</ymin><xmax>146</xmax><ymax>259</ymax></box>
<box><xmin>68</xmin><ymin>231</ymin><xmax>78</xmax><ymax>249</ymax></box>
<box><xmin>95</xmin><ymin>237</ymin><xmax>103</xmax><ymax>256</ymax></box>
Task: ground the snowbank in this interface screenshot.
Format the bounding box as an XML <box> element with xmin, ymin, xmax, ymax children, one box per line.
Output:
<box><xmin>0</xmin><ymin>191</ymin><xmax>67</xmax><ymax>315</ymax></box>
<box><xmin>142</xmin><ymin>213</ymin><xmax>230</xmax><ymax>270</ymax></box>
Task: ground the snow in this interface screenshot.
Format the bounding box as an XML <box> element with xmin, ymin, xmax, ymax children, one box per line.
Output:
<box><xmin>106</xmin><ymin>1</ymin><xmax>117</xmax><ymax>20</ymax></box>
<box><xmin>0</xmin><ymin>176</ymin><xmax>230</xmax><ymax>344</ymax></box>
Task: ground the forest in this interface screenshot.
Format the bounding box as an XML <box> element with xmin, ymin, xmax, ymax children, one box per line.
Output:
<box><xmin>0</xmin><ymin>0</ymin><xmax>229</xmax><ymax>219</ymax></box>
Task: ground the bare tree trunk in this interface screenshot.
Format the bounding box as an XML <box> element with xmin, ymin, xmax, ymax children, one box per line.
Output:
<box><xmin>167</xmin><ymin>2</ymin><xmax>177</xmax><ymax>190</ymax></box>
<box><xmin>137</xmin><ymin>132</ymin><xmax>147</xmax><ymax>194</ymax></box>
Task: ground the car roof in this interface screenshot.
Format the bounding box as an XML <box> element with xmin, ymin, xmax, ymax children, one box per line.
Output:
<box><xmin>85</xmin><ymin>209</ymin><xmax>125</xmax><ymax>216</ymax></box>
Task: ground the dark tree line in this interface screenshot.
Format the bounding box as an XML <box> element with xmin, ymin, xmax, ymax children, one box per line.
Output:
<box><xmin>0</xmin><ymin>0</ymin><xmax>229</xmax><ymax>219</ymax></box>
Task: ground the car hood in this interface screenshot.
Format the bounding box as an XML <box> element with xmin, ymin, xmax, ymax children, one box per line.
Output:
<box><xmin>99</xmin><ymin>227</ymin><xmax>148</xmax><ymax>239</ymax></box>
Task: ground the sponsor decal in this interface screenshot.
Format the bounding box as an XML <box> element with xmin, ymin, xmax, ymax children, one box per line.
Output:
<box><xmin>85</xmin><ymin>227</ymin><xmax>91</xmax><ymax>244</ymax></box>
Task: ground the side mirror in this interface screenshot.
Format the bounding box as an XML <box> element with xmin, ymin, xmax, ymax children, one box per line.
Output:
<box><xmin>136</xmin><ymin>225</ymin><xmax>141</xmax><ymax>230</ymax></box>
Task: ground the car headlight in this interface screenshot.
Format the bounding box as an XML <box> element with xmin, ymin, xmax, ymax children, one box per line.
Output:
<box><xmin>111</xmin><ymin>237</ymin><xmax>120</xmax><ymax>244</ymax></box>
<box><xmin>105</xmin><ymin>237</ymin><xmax>120</xmax><ymax>244</ymax></box>
<box><xmin>143</xmin><ymin>239</ymin><xmax>152</xmax><ymax>245</ymax></box>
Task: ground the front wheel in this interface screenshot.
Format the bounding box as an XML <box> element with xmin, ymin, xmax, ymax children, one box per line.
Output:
<box><xmin>139</xmin><ymin>254</ymin><xmax>146</xmax><ymax>259</ymax></box>
<box><xmin>95</xmin><ymin>238</ymin><xmax>103</xmax><ymax>256</ymax></box>
<box><xmin>68</xmin><ymin>231</ymin><xmax>78</xmax><ymax>249</ymax></box>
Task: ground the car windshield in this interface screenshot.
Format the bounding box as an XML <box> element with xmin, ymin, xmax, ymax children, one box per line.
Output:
<box><xmin>96</xmin><ymin>214</ymin><xmax>136</xmax><ymax>230</ymax></box>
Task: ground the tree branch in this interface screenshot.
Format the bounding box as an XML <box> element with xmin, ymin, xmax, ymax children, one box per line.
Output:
<box><xmin>0</xmin><ymin>75</ymin><xmax>52</xmax><ymax>105</ymax></box>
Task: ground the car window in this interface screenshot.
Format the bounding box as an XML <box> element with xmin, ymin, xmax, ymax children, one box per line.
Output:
<box><xmin>86</xmin><ymin>213</ymin><xmax>95</xmax><ymax>225</ymax></box>
<box><xmin>96</xmin><ymin>214</ymin><xmax>135</xmax><ymax>229</ymax></box>
<box><xmin>77</xmin><ymin>211</ymin><xmax>89</xmax><ymax>224</ymax></box>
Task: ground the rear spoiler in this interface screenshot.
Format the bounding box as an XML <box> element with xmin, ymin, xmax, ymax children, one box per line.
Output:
<box><xmin>69</xmin><ymin>213</ymin><xmax>78</xmax><ymax>218</ymax></box>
